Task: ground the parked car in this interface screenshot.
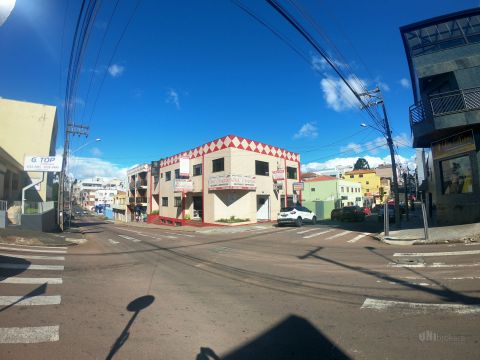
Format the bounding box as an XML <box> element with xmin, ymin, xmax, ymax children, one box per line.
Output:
<box><xmin>377</xmin><ymin>204</ymin><xmax>395</xmax><ymax>222</ymax></box>
<box><xmin>331</xmin><ymin>208</ymin><xmax>343</xmax><ymax>221</ymax></box>
<box><xmin>340</xmin><ymin>206</ymin><xmax>365</xmax><ymax>222</ymax></box>
<box><xmin>277</xmin><ymin>205</ymin><xmax>316</xmax><ymax>227</ymax></box>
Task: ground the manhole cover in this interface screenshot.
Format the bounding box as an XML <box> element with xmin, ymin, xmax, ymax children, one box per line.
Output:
<box><xmin>396</xmin><ymin>257</ymin><xmax>424</xmax><ymax>265</ymax></box>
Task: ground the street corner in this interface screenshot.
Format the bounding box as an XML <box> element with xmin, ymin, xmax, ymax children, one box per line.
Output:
<box><xmin>0</xmin><ymin>229</ymin><xmax>85</xmax><ymax>248</ymax></box>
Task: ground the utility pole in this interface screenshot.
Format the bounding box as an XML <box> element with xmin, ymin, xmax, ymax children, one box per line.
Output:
<box><xmin>404</xmin><ymin>170</ymin><xmax>409</xmax><ymax>221</ymax></box>
<box><xmin>58</xmin><ymin>123</ymin><xmax>89</xmax><ymax>231</ymax></box>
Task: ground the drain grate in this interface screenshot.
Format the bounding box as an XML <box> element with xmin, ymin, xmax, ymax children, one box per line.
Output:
<box><xmin>396</xmin><ymin>257</ymin><xmax>424</xmax><ymax>265</ymax></box>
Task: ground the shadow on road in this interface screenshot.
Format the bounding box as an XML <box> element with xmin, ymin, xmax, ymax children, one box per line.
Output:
<box><xmin>106</xmin><ymin>295</ymin><xmax>155</xmax><ymax>360</ymax></box>
<box><xmin>196</xmin><ymin>314</ymin><xmax>349</xmax><ymax>360</ymax></box>
<box><xmin>0</xmin><ymin>255</ymin><xmax>30</xmax><ymax>281</ymax></box>
<box><xmin>0</xmin><ymin>282</ymin><xmax>47</xmax><ymax>313</ymax></box>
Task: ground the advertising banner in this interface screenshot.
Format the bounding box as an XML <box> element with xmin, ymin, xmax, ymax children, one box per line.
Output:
<box><xmin>272</xmin><ymin>169</ymin><xmax>285</xmax><ymax>181</ymax></box>
<box><xmin>24</xmin><ymin>156</ymin><xmax>63</xmax><ymax>172</ymax></box>
<box><xmin>208</xmin><ymin>175</ymin><xmax>256</xmax><ymax>190</ymax></box>
<box><xmin>292</xmin><ymin>182</ymin><xmax>304</xmax><ymax>191</ymax></box>
<box><xmin>180</xmin><ymin>157</ymin><xmax>190</xmax><ymax>177</ymax></box>
<box><xmin>174</xmin><ymin>179</ymin><xmax>193</xmax><ymax>192</ymax></box>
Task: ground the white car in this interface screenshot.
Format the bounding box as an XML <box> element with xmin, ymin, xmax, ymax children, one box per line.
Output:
<box><xmin>277</xmin><ymin>205</ymin><xmax>317</xmax><ymax>227</ymax></box>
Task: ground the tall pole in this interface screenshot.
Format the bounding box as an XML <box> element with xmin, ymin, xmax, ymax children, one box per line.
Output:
<box><xmin>381</xmin><ymin>103</ymin><xmax>401</xmax><ymax>226</ymax></box>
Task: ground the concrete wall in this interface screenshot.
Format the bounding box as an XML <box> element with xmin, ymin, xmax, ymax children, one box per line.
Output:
<box><xmin>20</xmin><ymin>208</ymin><xmax>57</xmax><ymax>232</ymax></box>
<box><xmin>0</xmin><ymin>98</ymin><xmax>58</xmax><ymax>202</ymax></box>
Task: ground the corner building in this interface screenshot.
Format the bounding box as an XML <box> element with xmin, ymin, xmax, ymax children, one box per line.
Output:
<box><xmin>153</xmin><ymin>135</ymin><xmax>301</xmax><ymax>225</ymax></box>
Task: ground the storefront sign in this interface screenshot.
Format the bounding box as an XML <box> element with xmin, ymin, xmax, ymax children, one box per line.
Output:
<box><xmin>208</xmin><ymin>175</ymin><xmax>256</xmax><ymax>190</ymax></box>
<box><xmin>174</xmin><ymin>179</ymin><xmax>193</xmax><ymax>192</ymax></box>
<box><xmin>432</xmin><ymin>130</ymin><xmax>476</xmax><ymax>160</ymax></box>
<box><xmin>272</xmin><ymin>169</ymin><xmax>285</xmax><ymax>181</ymax></box>
<box><xmin>292</xmin><ymin>182</ymin><xmax>304</xmax><ymax>191</ymax></box>
<box><xmin>24</xmin><ymin>156</ymin><xmax>63</xmax><ymax>172</ymax></box>
<box><xmin>273</xmin><ymin>183</ymin><xmax>283</xmax><ymax>191</ymax></box>
<box><xmin>179</xmin><ymin>157</ymin><xmax>190</xmax><ymax>177</ymax></box>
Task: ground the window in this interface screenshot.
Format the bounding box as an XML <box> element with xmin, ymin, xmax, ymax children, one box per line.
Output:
<box><xmin>287</xmin><ymin>166</ymin><xmax>297</xmax><ymax>179</ymax></box>
<box><xmin>350</xmin><ymin>175</ymin><xmax>354</xmax><ymax>178</ymax></box>
<box><xmin>359</xmin><ymin>174</ymin><xmax>363</xmax><ymax>178</ymax></box>
<box><xmin>161</xmin><ymin>173</ymin><xmax>163</xmax><ymax>178</ymax></box>
<box><xmin>366</xmin><ymin>181</ymin><xmax>369</xmax><ymax>185</ymax></box>
<box><xmin>212</xmin><ymin>158</ymin><xmax>224</xmax><ymax>172</ymax></box>
<box><xmin>175</xmin><ymin>169</ymin><xmax>180</xmax><ymax>179</ymax></box>
<box><xmin>441</xmin><ymin>155</ymin><xmax>473</xmax><ymax>194</ymax></box>
<box><xmin>311</xmin><ymin>188</ymin><xmax>315</xmax><ymax>192</ymax></box>
<box><xmin>193</xmin><ymin>164</ymin><xmax>202</xmax><ymax>176</ymax></box>
<box><xmin>174</xmin><ymin>196</ymin><xmax>182</xmax><ymax>207</ymax></box>
<box><xmin>255</xmin><ymin>160</ymin><xmax>269</xmax><ymax>176</ymax></box>
<box><xmin>347</xmin><ymin>187</ymin><xmax>349</xmax><ymax>192</ymax></box>
<box><xmin>366</xmin><ymin>189</ymin><xmax>369</xmax><ymax>192</ymax></box>
<box><xmin>341</xmin><ymin>187</ymin><xmax>344</xmax><ymax>192</ymax></box>
<box><xmin>165</xmin><ymin>171</ymin><xmax>171</xmax><ymax>181</ymax></box>
<box><xmin>162</xmin><ymin>197</ymin><xmax>168</xmax><ymax>206</ymax></box>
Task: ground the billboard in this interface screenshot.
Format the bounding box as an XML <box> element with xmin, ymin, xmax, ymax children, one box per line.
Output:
<box><xmin>174</xmin><ymin>179</ymin><xmax>193</xmax><ymax>192</ymax></box>
<box><xmin>292</xmin><ymin>182</ymin><xmax>304</xmax><ymax>191</ymax></box>
<box><xmin>272</xmin><ymin>169</ymin><xmax>285</xmax><ymax>181</ymax></box>
<box><xmin>180</xmin><ymin>157</ymin><xmax>190</xmax><ymax>177</ymax></box>
<box><xmin>208</xmin><ymin>175</ymin><xmax>256</xmax><ymax>190</ymax></box>
<box><xmin>24</xmin><ymin>156</ymin><xmax>63</xmax><ymax>172</ymax></box>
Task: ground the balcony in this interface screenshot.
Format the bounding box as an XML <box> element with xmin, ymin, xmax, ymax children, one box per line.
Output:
<box><xmin>135</xmin><ymin>197</ymin><xmax>148</xmax><ymax>204</ymax></box>
<box><xmin>409</xmin><ymin>87</ymin><xmax>480</xmax><ymax>147</ymax></box>
<box><xmin>135</xmin><ymin>179</ymin><xmax>148</xmax><ymax>189</ymax></box>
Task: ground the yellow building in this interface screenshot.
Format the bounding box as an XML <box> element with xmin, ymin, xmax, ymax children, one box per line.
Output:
<box><xmin>342</xmin><ymin>170</ymin><xmax>382</xmax><ymax>202</ymax></box>
<box><xmin>0</xmin><ymin>98</ymin><xmax>58</xmax><ymax>203</ymax></box>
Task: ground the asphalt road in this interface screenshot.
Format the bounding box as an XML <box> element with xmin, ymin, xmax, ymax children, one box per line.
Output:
<box><xmin>1</xmin><ymin>217</ymin><xmax>479</xmax><ymax>359</ymax></box>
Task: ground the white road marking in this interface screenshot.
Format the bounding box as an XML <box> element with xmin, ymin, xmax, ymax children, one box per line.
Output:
<box><xmin>164</xmin><ymin>231</ymin><xmax>194</xmax><ymax>238</ymax></box>
<box><xmin>0</xmin><ymin>295</ymin><xmax>62</xmax><ymax>306</ymax></box>
<box><xmin>283</xmin><ymin>228</ymin><xmax>298</xmax><ymax>232</ymax></box>
<box><xmin>0</xmin><ymin>326</ymin><xmax>59</xmax><ymax>344</ymax></box>
<box><xmin>361</xmin><ymin>298</ymin><xmax>480</xmax><ymax>314</ymax></box>
<box><xmin>0</xmin><ymin>246</ymin><xmax>66</xmax><ymax>254</ymax></box>
<box><xmin>302</xmin><ymin>230</ymin><xmax>333</xmax><ymax>239</ymax></box>
<box><xmin>108</xmin><ymin>239</ymin><xmax>119</xmax><ymax>245</ymax></box>
<box><xmin>394</xmin><ymin>250</ymin><xmax>480</xmax><ymax>257</ymax></box>
<box><xmin>0</xmin><ymin>244</ymin><xmax>67</xmax><ymax>250</ymax></box>
<box><xmin>347</xmin><ymin>233</ymin><xmax>371</xmax><ymax>243</ymax></box>
<box><xmin>297</xmin><ymin>229</ymin><xmax>317</xmax><ymax>234</ymax></box>
<box><xmin>325</xmin><ymin>230</ymin><xmax>352</xmax><ymax>240</ymax></box>
<box><xmin>118</xmin><ymin>235</ymin><xmax>141</xmax><ymax>243</ymax></box>
<box><xmin>0</xmin><ymin>277</ymin><xmax>63</xmax><ymax>284</ymax></box>
<box><xmin>0</xmin><ymin>252</ymin><xmax>64</xmax><ymax>261</ymax></box>
<box><xmin>389</xmin><ymin>262</ymin><xmax>480</xmax><ymax>268</ymax></box>
<box><xmin>0</xmin><ymin>263</ymin><xmax>64</xmax><ymax>271</ymax></box>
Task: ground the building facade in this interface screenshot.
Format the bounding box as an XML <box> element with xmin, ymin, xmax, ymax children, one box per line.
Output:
<box><xmin>401</xmin><ymin>8</ymin><xmax>480</xmax><ymax>225</ymax></box>
<box><xmin>0</xmin><ymin>98</ymin><xmax>58</xmax><ymax>203</ymax></box>
<box><xmin>342</xmin><ymin>170</ymin><xmax>382</xmax><ymax>206</ymax></box>
<box><xmin>151</xmin><ymin>135</ymin><xmax>301</xmax><ymax>225</ymax></box>
<box><xmin>127</xmin><ymin>164</ymin><xmax>150</xmax><ymax>222</ymax></box>
<box><xmin>111</xmin><ymin>191</ymin><xmax>127</xmax><ymax>222</ymax></box>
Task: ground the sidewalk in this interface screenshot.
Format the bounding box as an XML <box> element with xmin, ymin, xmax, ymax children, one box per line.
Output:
<box><xmin>376</xmin><ymin>212</ymin><xmax>480</xmax><ymax>245</ymax></box>
<box><xmin>0</xmin><ymin>226</ymin><xmax>86</xmax><ymax>247</ymax></box>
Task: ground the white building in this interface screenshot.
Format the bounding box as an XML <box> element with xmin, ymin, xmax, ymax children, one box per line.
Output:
<box><xmin>73</xmin><ymin>177</ymin><xmax>126</xmax><ymax>209</ymax></box>
<box><xmin>94</xmin><ymin>189</ymin><xmax>118</xmax><ymax>207</ymax></box>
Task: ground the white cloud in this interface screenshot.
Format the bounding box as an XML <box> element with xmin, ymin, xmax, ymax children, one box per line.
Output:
<box><xmin>399</xmin><ymin>78</ymin><xmax>410</xmax><ymax>89</ymax></box>
<box><xmin>166</xmin><ymin>88</ymin><xmax>180</xmax><ymax>109</ymax></box>
<box><xmin>377</xmin><ymin>81</ymin><xmax>390</xmax><ymax>92</ymax></box>
<box><xmin>340</xmin><ymin>143</ymin><xmax>362</xmax><ymax>154</ymax></box>
<box><xmin>338</xmin><ymin>133</ymin><xmax>411</xmax><ymax>155</ymax></box>
<box><xmin>90</xmin><ymin>147</ymin><xmax>102</xmax><ymax>157</ymax></box>
<box><xmin>294</xmin><ymin>122</ymin><xmax>318</xmax><ymax>139</ymax></box>
<box><xmin>108</xmin><ymin>64</ymin><xmax>125</xmax><ymax>77</ymax></box>
<box><xmin>320</xmin><ymin>75</ymin><xmax>366</xmax><ymax>112</ymax></box>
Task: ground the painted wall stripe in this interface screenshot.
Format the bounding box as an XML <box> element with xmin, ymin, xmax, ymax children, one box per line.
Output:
<box><xmin>0</xmin><ymin>277</ymin><xmax>63</xmax><ymax>284</ymax></box>
<box><xmin>0</xmin><ymin>295</ymin><xmax>61</xmax><ymax>306</ymax></box>
<box><xmin>0</xmin><ymin>252</ymin><xmax>64</xmax><ymax>261</ymax></box>
<box><xmin>303</xmin><ymin>230</ymin><xmax>333</xmax><ymax>239</ymax></box>
<box><xmin>361</xmin><ymin>298</ymin><xmax>480</xmax><ymax>314</ymax></box>
<box><xmin>0</xmin><ymin>263</ymin><xmax>64</xmax><ymax>271</ymax></box>
<box><xmin>0</xmin><ymin>326</ymin><xmax>59</xmax><ymax>344</ymax></box>
<box><xmin>394</xmin><ymin>250</ymin><xmax>480</xmax><ymax>257</ymax></box>
<box><xmin>325</xmin><ymin>230</ymin><xmax>352</xmax><ymax>240</ymax></box>
<box><xmin>0</xmin><ymin>246</ymin><xmax>66</xmax><ymax>254</ymax></box>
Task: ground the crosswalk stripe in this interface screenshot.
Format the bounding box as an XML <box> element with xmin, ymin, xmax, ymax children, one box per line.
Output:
<box><xmin>297</xmin><ymin>229</ymin><xmax>317</xmax><ymax>234</ymax></box>
<box><xmin>118</xmin><ymin>235</ymin><xmax>141</xmax><ymax>242</ymax></box>
<box><xmin>361</xmin><ymin>298</ymin><xmax>480</xmax><ymax>314</ymax></box>
<box><xmin>0</xmin><ymin>252</ymin><xmax>64</xmax><ymax>261</ymax></box>
<box><xmin>347</xmin><ymin>233</ymin><xmax>371</xmax><ymax>243</ymax></box>
<box><xmin>0</xmin><ymin>246</ymin><xmax>66</xmax><ymax>254</ymax></box>
<box><xmin>108</xmin><ymin>239</ymin><xmax>119</xmax><ymax>245</ymax></box>
<box><xmin>0</xmin><ymin>244</ymin><xmax>68</xmax><ymax>250</ymax></box>
<box><xmin>0</xmin><ymin>295</ymin><xmax>61</xmax><ymax>306</ymax></box>
<box><xmin>325</xmin><ymin>230</ymin><xmax>352</xmax><ymax>240</ymax></box>
<box><xmin>0</xmin><ymin>326</ymin><xmax>59</xmax><ymax>344</ymax></box>
<box><xmin>0</xmin><ymin>263</ymin><xmax>64</xmax><ymax>271</ymax></box>
<box><xmin>393</xmin><ymin>250</ymin><xmax>480</xmax><ymax>257</ymax></box>
<box><xmin>164</xmin><ymin>231</ymin><xmax>194</xmax><ymax>238</ymax></box>
<box><xmin>302</xmin><ymin>230</ymin><xmax>333</xmax><ymax>239</ymax></box>
<box><xmin>0</xmin><ymin>277</ymin><xmax>63</xmax><ymax>284</ymax></box>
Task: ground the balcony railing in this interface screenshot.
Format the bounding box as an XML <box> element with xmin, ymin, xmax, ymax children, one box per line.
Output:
<box><xmin>136</xmin><ymin>197</ymin><xmax>148</xmax><ymax>204</ymax></box>
<box><xmin>409</xmin><ymin>87</ymin><xmax>480</xmax><ymax>126</ymax></box>
<box><xmin>135</xmin><ymin>180</ymin><xmax>148</xmax><ymax>188</ymax></box>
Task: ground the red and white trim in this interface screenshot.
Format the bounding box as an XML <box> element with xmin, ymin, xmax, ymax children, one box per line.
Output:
<box><xmin>159</xmin><ymin>135</ymin><xmax>300</xmax><ymax>168</ymax></box>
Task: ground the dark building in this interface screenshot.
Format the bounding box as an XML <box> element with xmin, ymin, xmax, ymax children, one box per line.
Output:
<box><xmin>401</xmin><ymin>8</ymin><xmax>480</xmax><ymax>225</ymax></box>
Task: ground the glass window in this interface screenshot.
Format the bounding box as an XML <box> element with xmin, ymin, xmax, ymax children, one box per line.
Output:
<box><xmin>255</xmin><ymin>160</ymin><xmax>269</xmax><ymax>176</ymax></box>
<box><xmin>441</xmin><ymin>155</ymin><xmax>473</xmax><ymax>194</ymax></box>
<box><xmin>347</xmin><ymin>187</ymin><xmax>349</xmax><ymax>192</ymax></box>
<box><xmin>359</xmin><ymin>174</ymin><xmax>363</xmax><ymax>178</ymax></box>
<box><xmin>174</xmin><ymin>196</ymin><xmax>182</xmax><ymax>207</ymax></box>
<box><xmin>165</xmin><ymin>171</ymin><xmax>171</xmax><ymax>181</ymax></box>
<box><xmin>212</xmin><ymin>158</ymin><xmax>224</xmax><ymax>173</ymax></box>
<box><xmin>193</xmin><ymin>164</ymin><xmax>202</xmax><ymax>176</ymax></box>
<box><xmin>175</xmin><ymin>169</ymin><xmax>180</xmax><ymax>179</ymax></box>
<box><xmin>341</xmin><ymin>187</ymin><xmax>344</xmax><ymax>192</ymax></box>
<box><xmin>162</xmin><ymin>197</ymin><xmax>168</xmax><ymax>206</ymax></box>
<box><xmin>287</xmin><ymin>166</ymin><xmax>297</xmax><ymax>179</ymax></box>
<box><xmin>311</xmin><ymin>188</ymin><xmax>315</xmax><ymax>192</ymax></box>
<box><xmin>366</xmin><ymin>181</ymin><xmax>369</xmax><ymax>184</ymax></box>
<box><xmin>350</xmin><ymin>175</ymin><xmax>354</xmax><ymax>178</ymax></box>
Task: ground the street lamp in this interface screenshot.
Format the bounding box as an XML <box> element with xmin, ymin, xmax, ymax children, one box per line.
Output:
<box><xmin>70</xmin><ymin>138</ymin><xmax>101</xmax><ymax>155</ymax></box>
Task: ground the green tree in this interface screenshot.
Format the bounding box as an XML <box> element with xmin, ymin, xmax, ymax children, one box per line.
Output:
<box><xmin>353</xmin><ymin>158</ymin><xmax>370</xmax><ymax>170</ymax></box>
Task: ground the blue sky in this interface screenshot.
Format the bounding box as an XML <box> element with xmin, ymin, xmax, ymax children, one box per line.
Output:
<box><xmin>1</xmin><ymin>0</ymin><xmax>478</xmax><ymax>179</ymax></box>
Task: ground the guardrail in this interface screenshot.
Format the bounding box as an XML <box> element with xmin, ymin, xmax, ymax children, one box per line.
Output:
<box><xmin>409</xmin><ymin>87</ymin><xmax>480</xmax><ymax>126</ymax></box>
